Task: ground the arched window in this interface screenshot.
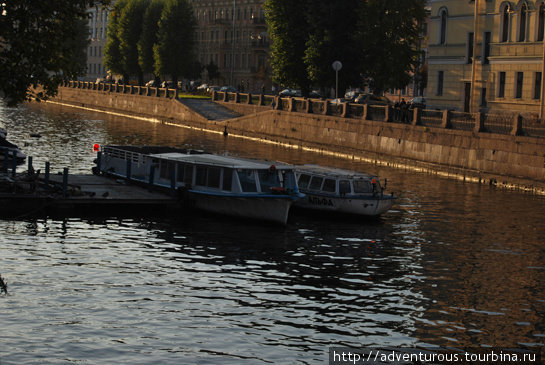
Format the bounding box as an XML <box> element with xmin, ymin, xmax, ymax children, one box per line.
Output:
<box><xmin>439</xmin><ymin>8</ymin><xmax>448</xmax><ymax>45</ymax></box>
<box><xmin>518</xmin><ymin>3</ymin><xmax>528</xmax><ymax>42</ymax></box>
<box><xmin>538</xmin><ymin>3</ymin><xmax>545</xmax><ymax>41</ymax></box>
<box><xmin>501</xmin><ymin>4</ymin><xmax>511</xmax><ymax>42</ymax></box>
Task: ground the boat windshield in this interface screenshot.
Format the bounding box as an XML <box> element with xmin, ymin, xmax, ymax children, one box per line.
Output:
<box><xmin>353</xmin><ymin>179</ymin><xmax>373</xmax><ymax>193</ymax></box>
<box><xmin>237</xmin><ymin>169</ymin><xmax>258</xmax><ymax>192</ymax></box>
<box><xmin>258</xmin><ymin>169</ymin><xmax>281</xmax><ymax>191</ymax></box>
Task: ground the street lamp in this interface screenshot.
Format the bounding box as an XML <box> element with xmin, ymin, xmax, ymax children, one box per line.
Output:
<box><xmin>332</xmin><ymin>60</ymin><xmax>342</xmax><ymax>100</ymax></box>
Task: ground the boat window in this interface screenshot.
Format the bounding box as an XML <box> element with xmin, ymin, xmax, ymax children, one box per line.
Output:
<box><xmin>308</xmin><ymin>176</ymin><xmax>323</xmax><ymax>191</ymax></box>
<box><xmin>222</xmin><ymin>168</ymin><xmax>233</xmax><ymax>191</ymax></box>
<box><xmin>339</xmin><ymin>180</ymin><xmax>351</xmax><ymax>194</ymax></box>
<box><xmin>184</xmin><ymin>165</ymin><xmax>193</xmax><ymax>186</ymax></box>
<box><xmin>237</xmin><ymin>169</ymin><xmax>257</xmax><ymax>192</ymax></box>
<box><xmin>322</xmin><ymin>178</ymin><xmax>336</xmax><ymax>193</ymax></box>
<box><xmin>176</xmin><ymin>163</ymin><xmax>185</xmax><ymax>182</ymax></box>
<box><xmin>298</xmin><ymin>174</ymin><xmax>311</xmax><ymax>189</ymax></box>
<box><xmin>258</xmin><ymin>169</ymin><xmax>280</xmax><ymax>192</ymax></box>
<box><xmin>283</xmin><ymin>171</ymin><xmax>297</xmax><ymax>190</ymax></box>
<box><xmin>353</xmin><ymin>179</ymin><xmax>372</xmax><ymax>193</ymax></box>
<box><xmin>207</xmin><ymin>167</ymin><xmax>221</xmax><ymax>188</ymax></box>
<box><xmin>160</xmin><ymin>160</ymin><xmax>174</xmax><ymax>180</ymax></box>
<box><xmin>195</xmin><ymin>166</ymin><xmax>207</xmax><ymax>186</ymax></box>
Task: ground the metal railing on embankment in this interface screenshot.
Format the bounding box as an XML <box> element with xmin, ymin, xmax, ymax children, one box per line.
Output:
<box><xmin>64</xmin><ymin>81</ymin><xmax>545</xmax><ymax>138</ymax></box>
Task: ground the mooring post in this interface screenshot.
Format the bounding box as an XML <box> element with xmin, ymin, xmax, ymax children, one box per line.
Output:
<box><xmin>148</xmin><ymin>165</ymin><xmax>155</xmax><ymax>191</ymax></box>
<box><xmin>126</xmin><ymin>159</ymin><xmax>132</xmax><ymax>181</ymax></box>
<box><xmin>27</xmin><ymin>156</ymin><xmax>33</xmax><ymax>173</ymax></box>
<box><xmin>96</xmin><ymin>151</ymin><xmax>102</xmax><ymax>172</ymax></box>
<box><xmin>170</xmin><ymin>169</ymin><xmax>176</xmax><ymax>197</ymax></box>
<box><xmin>62</xmin><ymin>167</ymin><xmax>69</xmax><ymax>197</ymax></box>
<box><xmin>11</xmin><ymin>150</ymin><xmax>17</xmax><ymax>178</ymax></box>
<box><xmin>2</xmin><ymin>149</ymin><xmax>8</xmax><ymax>172</ymax></box>
<box><xmin>44</xmin><ymin>162</ymin><xmax>50</xmax><ymax>190</ymax></box>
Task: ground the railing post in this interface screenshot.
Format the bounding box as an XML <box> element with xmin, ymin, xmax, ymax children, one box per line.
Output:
<box><xmin>126</xmin><ymin>159</ymin><xmax>132</xmax><ymax>181</ymax></box>
<box><xmin>474</xmin><ymin>112</ymin><xmax>485</xmax><ymax>132</ymax></box>
<box><xmin>258</xmin><ymin>94</ymin><xmax>264</xmax><ymax>106</ymax></box>
<box><xmin>306</xmin><ymin>99</ymin><xmax>313</xmax><ymax>114</ymax></box>
<box><xmin>62</xmin><ymin>167</ymin><xmax>69</xmax><ymax>197</ymax></box>
<box><xmin>11</xmin><ymin>150</ymin><xmax>17</xmax><ymax>178</ymax></box>
<box><xmin>289</xmin><ymin>98</ymin><xmax>295</xmax><ymax>112</ymax></box>
<box><xmin>148</xmin><ymin>165</ymin><xmax>155</xmax><ymax>191</ymax></box>
<box><xmin>247</xmin><ymin>93</ymin><xmax>253</xmax><ymax>105</ymax></box>
<box><xmin>323</xmin><ymin>100</ymin><xmax>329</xmax><ymax>115</ymax></box>
<box><xmin>235</xmin><ymin>92</ymin><xmax>240</xmax><ymax>103</ymax></box>
<box><xmin>384</xmin><ymin>105</ymin><xmax>392</xmax><ymax>122</ymax></box>
<box><xmin>512</xmin><ymin>114</ymin><xmax>523</xmax><ymax>135</ymax></box>
<box><xmin>441</xmin><ymin>110</ymin><xmax>451</xmax><ymax>128</ymax></box>
<box><xmin>362</xmin><ymin>104</ymin><xmax>369</xmax><ymax>121</ymax></box>
<box><xmin>223</xmin><ymin>92</ymin><xmax>228</xmax><ymax>102</ymax></box>
<box><xmin>412</xmin><ymin>107</ymin><xmax>421</xmax><ymax>126</ymax></box>
<box><xmin>27</xmin><ymin>156</ymin><xmax>33</xmax><ymax>174</ymax></box>
<box><xmin>44</xmin><ymin>161</ymin><xmax>50</xmax><ymax>191</ymax></box>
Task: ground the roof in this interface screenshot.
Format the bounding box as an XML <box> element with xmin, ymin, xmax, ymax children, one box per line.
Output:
<box><xmin>149</xmin><ymin>152</ymin><xmax>295</xmax><ymax>170</ymax></box>
<box><xmin>296</xmin><ymin>164</ymin><xmax>377</xmax><ymax>179</ymax></box>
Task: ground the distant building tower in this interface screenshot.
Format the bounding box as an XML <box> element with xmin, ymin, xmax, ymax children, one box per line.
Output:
<box><xmin>191</xmin><ymin>0</ymin><xmax>271</xmax><ymax>93</ymax></box>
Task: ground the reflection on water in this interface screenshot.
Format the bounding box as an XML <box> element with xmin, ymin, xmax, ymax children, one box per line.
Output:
<box><xmin>0</xmin><ymin>102</ymin><xmax>544</xmax><ymax>364</ymax></box>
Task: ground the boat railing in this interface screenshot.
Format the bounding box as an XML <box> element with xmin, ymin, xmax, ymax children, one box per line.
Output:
<box><xmin>102</xmin><ymin>146</ymin><xmax>143</xmax><ymax>165</ymax></box>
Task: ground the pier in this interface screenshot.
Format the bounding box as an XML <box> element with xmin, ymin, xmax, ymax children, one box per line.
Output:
<box><xmin>0</xmin><ymin>158</ymin><xmax>180</xmax><ymax>218</ymax></box>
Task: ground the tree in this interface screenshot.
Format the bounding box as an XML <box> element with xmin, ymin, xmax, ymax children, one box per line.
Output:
<box><xmin>206</xmin><ymin>61</ymin><xmax>220</xmax><ymax>84</ymax></box>
<box><xmin>118</xmin><ymin>0</ymin><xmax>149</xmax><ymax>85</ymax></box>
<box><xmin>104</xmin><ymin>0</ymin><xmax>128</xmax><ymax>79</ymax></box>
<box><xmin>263</xmin><ymin>0</ymin><xmax>312</xmax><ymax>95</ymax></box>
<box><xmin>0</xmin><ymin>1</ymin><xmax>108</xmax><ymax>106</ymax></box>
<box><xmin>355</xmin><ymin>0</ymin><xmax>427</xmax><ymax>94</ymax></box>
<box><xmin>153</xmin><ymin>0</ymin><xmax>197</xmax><ymax>87</ymax></box>
<box><xmin>138</xmin><ymin>0</ymin><xmax>165</xmax><ymax>83</ymax></box>
<box><xmin>304</xmin><ymin>1</ymin><xmax>362</xmax><ymax>95</ymax></box>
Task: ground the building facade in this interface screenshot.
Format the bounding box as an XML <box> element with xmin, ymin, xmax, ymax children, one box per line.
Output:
<box><xmin>191</xmin><ymin>0</ymin><xmax>270</xmax><ymax>93</ymax></box>
<box><xmin>428</xmin><ymin>0</ymin><xmax>545</xmax><ymax>116</ymax></box>
<box><xmin>85</xmin><ymin>5</ymin><xmax>110</xmax><ymax>81</ymax></box>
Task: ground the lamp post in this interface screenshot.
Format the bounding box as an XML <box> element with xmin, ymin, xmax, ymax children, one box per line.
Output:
<box><xmin>470</xmin><ymin>0</ymin><xmax>480</xmax><ymax>113</ymax></box>
<box><xmin>332</xmin><ymin>61</ymin><xmax>342</xmax><ymax>100</ymax></box>
<box><xmin>230</xmin><ymin>0</ymin><xmax>236</xmax><ymax>87</ymax></box>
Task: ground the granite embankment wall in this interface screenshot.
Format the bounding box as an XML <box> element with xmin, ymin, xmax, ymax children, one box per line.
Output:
<box><xmin>50</xmin><ymin>84</ymin><xmax>545</xmax><ymax>193</ymax></box>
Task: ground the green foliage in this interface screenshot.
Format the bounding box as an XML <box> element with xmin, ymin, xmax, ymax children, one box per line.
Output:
<box><xmin>153</xmin><ymin>0</ymin><xmax>197</xmax><ymax>85</ymax></box>
<box><xmin>0</xmin><ymin>1</ymin><xmax>108</xmax><ymax>106</ymax></box>
<box><xmin>104</xmin><ymin>0</ymin><xmax>129</xmax><ymax>77</ymax></box>
<box><xmin>138</xmin><ymin>0</ymin><xmax>165</xmax><ymax>76</ymax></box>
<box><xmin>263</xmin><ymin>0</ymin><xmax>312</xmax><ymax>94</ymax></box>
<box><xmin>206</xmin><ymin>61</ymin><xmax>220</xmax><ymax>83</ymax></box>
<box><xmin>265</xmin><ymin>0</ymin><xmax>427</xmax><ymax>95</ymax></box>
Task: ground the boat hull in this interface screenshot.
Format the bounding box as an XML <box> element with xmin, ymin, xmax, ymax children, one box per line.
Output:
<box><xmin>188</xmin><ymin>191</ymin><xmax>295</xmax><ymax>225</ymax></box>
<box><xmin>295</xmin><ymin>192</ymin><xmax>395</xmax><ymax>216</ymax></box>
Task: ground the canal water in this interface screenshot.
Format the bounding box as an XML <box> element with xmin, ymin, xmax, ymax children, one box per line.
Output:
<box><xmin>0</xmin><ymin>101</ymin><xmax>544</xmax><ymax>364</ymax></box>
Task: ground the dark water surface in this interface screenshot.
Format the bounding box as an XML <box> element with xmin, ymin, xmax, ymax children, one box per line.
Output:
<box><xmin>0</xmin><ymin>102</ymin><xmax>544</xmax><ymax>364</ymax></box>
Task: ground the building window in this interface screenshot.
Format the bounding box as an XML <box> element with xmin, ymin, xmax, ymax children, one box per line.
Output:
<box><xmin>498</xmin><ymin>72</ymin><xmax>506</xmax><ymax>97</ymax></box>
<box><xmin>515</xmin><ymin>72</ymin><xmax>524</xmax><ymax>98</ymax></box>
<box><xmin>538</xmin><ymin>4</ymin><xmax>545</xmax><ymax>41</ymax></box>
<box><xmin>534</xmin><ymin>72</ymin><xmax>542</xmax><ymax>99</ymax></box>
<box><xmin>467</xmin><ymin>32</ymin><xmax>474</xmax><ymax>64</ymax></box>
<box><xmin>482</xmin><ymin>32</ymin><xmax>491</xmax><ymax>64</ymax></box>
<box><xmin>518</xmin><ymin>3</ymin><xmax>528</xmax><ymax>42</ymax></box>
<box><xmin>480</xmin><ymin>88</ymin><xmax>487</xmax><ymax>107</ymax></box>
<box><xmin>439</xmin><ymin>8</ymin><xmax>448</xmax><ymax>45</ymax></box>
<box><xmin>437</xmin><ymin>71</ymin><xmax>444</xmax><ymax>96</ymax></box>
<box><xmin>501</xmin><ymin>4</ymin><xmax>511</xmax><ymax>42</ymax></box>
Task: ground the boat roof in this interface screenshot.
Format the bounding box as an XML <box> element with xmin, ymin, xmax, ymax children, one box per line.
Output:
<box><xmin>296</xmin><ymin>164</ymin><xmax>377</xmax><ymax>179</ymax></box>
<box><xmin>149</xmin><ymin>152</ymin><xmax>295</xmax><ymax>170</ymax></box>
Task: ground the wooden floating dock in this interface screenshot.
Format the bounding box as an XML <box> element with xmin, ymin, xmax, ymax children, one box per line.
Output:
<box><xmin>0</xmin><ymin>170</ymin><xmax>181</xmax><ymax>218</ymax></box>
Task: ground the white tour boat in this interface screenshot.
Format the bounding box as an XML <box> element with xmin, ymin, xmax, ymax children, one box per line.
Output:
<box><xmin>95</xmin><ymin>145</ymin><xmax>304</xmax><ymax>224</ymax></box>
<box><xmin>294</xmin><ymin>164</ymin><xmax>396</xmax><ymax>216</ymax></box>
